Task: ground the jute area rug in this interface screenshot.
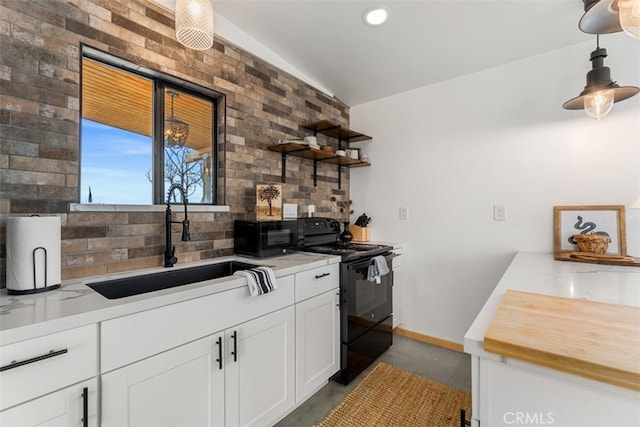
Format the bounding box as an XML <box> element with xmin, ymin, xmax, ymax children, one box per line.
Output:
<box><xmin>316</xmin><ymin>363</ymin><xmax>471</xmax><ymax>427</ymax></box>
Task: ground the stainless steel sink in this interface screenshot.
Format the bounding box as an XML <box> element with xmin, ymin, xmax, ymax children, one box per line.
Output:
<box><xmin>87</xmin><ymin>261</ymin><xmax>260</xmax><ymax>299</ymax></box>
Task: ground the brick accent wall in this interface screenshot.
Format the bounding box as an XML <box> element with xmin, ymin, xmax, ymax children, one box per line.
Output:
<box><xmin>0</xmin><ymin>0</ymin><xmax>351</xmax><ymax>284</ymax></box>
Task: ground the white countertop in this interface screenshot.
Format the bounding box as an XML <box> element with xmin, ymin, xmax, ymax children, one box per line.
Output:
<box><xmin>464</xmin><ymin>251</ymin><xmax>640</xmax><ymax>360</ymax></box>
<box><xmin>0</xmin><ymin>252</ymin><xmax>340</xmax><ymax>346</ymax></box>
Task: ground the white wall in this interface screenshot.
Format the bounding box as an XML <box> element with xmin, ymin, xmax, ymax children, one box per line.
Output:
<box><xmin>350</xmin><ymin>35</ymin><xmax>640</xmax><ymax>345</ymax></box>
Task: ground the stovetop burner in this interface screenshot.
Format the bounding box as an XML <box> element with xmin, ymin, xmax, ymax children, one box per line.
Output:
<box><xmin>298</xmin><ymin>217</ymin><xmax>393</xmax><ymax>261</ymax></box>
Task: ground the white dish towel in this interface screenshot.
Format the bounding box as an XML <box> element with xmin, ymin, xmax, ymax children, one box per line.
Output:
<box><xmin>234</xmin><ymin>266</ymin><xmax>278</xmax><ymax>297</ymax></box>
<box><xmin>367</xmin><ymin>255</ymin><xmax>390</xmax><ymax>284</ymax></box>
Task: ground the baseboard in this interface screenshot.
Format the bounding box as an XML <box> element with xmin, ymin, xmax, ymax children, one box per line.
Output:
<box><xmin>394</xmin><ymin>327</ymin><xmax>464</xmax><ymax>353</ymax></box>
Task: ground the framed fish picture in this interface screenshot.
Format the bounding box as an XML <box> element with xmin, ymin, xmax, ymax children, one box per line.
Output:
<box><xmin>553</xmin><ymin>205</ymin><xmax>626</xmax><ymax>256</ymax></box>
<box><xmin>256</xmin><ymin>184</ymin><xmax>282</xmax><ymax>221</ymax></box>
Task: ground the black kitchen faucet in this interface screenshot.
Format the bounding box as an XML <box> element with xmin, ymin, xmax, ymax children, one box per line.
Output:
<box><xmin>164</xmin><ymin>183</ymin><xmax>190</xmax><ymax>267</ymax></box>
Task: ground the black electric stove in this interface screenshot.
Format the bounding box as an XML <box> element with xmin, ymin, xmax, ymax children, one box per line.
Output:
<box><xmin>298</xmin><ymin>217</ymin><xmax>394</xmax><ymax>384</ymax></box>
<box><xmin>298</xmin><ymin>217</ymin><xmax>393</xmax><ymax>260</ymax></box>
<box><xmin>303</xmin><ymin>242</ymin><xmax>392</xmax><ymax>262</ymax></box>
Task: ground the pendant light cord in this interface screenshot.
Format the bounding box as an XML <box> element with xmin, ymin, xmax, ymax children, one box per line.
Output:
<box><xmin>168</xmin><ymin>91</ymin><xmax>178</xmax><ymax>118</ymax></box>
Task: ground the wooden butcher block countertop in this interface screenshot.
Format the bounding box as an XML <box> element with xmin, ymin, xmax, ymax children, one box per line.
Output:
<box><xmin>484</xmin><ymin>289</ymin><xmax>640</xmax><ymax>391</ymax></box>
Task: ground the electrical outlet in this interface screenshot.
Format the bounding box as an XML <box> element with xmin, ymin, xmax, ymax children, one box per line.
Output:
<box><xmin>494</xmin><ymin>205</ymin><xmax>506</xmax><ymax>221</ymax></box>
<box><xmin>399</xmin><ymin>206</ymin><xmax>409</xmax><ymax>220</ymax></box>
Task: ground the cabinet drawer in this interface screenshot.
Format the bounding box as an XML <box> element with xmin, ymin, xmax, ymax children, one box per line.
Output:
<box><xmin>295</xmin><ymin>264</ymin><xmax>340</xmax><ymax>302</ymax></box>
<box><xmin>101</xmin><ymin>275</ymin><xmax>295</xmax><ymax>372</ymax></box>
<box><xmin>0</xmin><ymin>324</ymin><xmax>97</xmax><ymax>410</ymax></box>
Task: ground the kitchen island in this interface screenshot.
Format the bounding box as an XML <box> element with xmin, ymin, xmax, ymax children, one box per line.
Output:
<box><xmin>464</xmin><ymin>251</ymin><xmax>640</xmax><ymax>427</ymax></box>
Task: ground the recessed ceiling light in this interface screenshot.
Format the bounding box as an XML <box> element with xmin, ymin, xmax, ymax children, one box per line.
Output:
<box><xmin>363</xmin><ymin>7</ymin><xmax>389</xmax><ymax>26</ymax></box>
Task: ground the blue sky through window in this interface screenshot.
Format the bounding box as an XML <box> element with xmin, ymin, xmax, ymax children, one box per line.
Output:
<box><xmin>80</xmin><ymin>119</ymin><xmax>152</xmax><ymax>204</ymax></box>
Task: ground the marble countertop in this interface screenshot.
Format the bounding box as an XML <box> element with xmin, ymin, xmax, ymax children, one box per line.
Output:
<box><xmin>0</xmin><ymin>252</ymin><xmax>340</xmax><ymax>346</ymax></box>
<box><xmin>464</xmin><ymin>251</ymin><xmax>640</xmax><ymax>360</ymax></box>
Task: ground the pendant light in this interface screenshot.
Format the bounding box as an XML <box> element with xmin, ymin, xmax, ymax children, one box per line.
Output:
<box><xmin>165</xmin><ymin>91</ymin><xmax>190</xmax><ymax>147</ymax></box>
<box><xmin>563</xmin><ymin>36</ymin><xmax>640</xmax><ymax>119</ymax></box>
<box><xmin>579</xmin><ymin>0</ymin><xmax>640</xmax><ymax>40</ymax></box>
<box><xmin>175</xmin><ymin>0</ymin><xmax>214</xmax><ymax>50</ymax></box>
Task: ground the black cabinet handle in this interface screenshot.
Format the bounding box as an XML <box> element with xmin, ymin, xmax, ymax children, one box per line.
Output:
<box><xmin>315</xmin><ymin>272</ymin><xmax>330</xmax><ymax>279</ymax></box>
<box><xmin>216</xmin><ymin>336</ymin><xmax>223</xmax><ymax>370</ymax></box>
<box><xmin>231</xmin><ymin>331</ymin><xmax>237</xmax><ymax>362</ymax></box>
<box><xmin>459</xmin><ymin>409</ymin><xmax>471</xmax><ymax>427</ymax></box>
<box><xmin>81</xmin><ymin>387</ymin><xmax>88</xmax><ymax>427</ymax></box>
<box><xmin>0</xmin><ymin>349</ymin><xmax>68</xmax><ymax>372</ymax></box>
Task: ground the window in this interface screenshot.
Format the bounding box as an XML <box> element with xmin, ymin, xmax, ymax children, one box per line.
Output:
<box><xmin>80</xmin><ymin>47</ymin><xmax>222</xmax><ymax>205</ymax></box>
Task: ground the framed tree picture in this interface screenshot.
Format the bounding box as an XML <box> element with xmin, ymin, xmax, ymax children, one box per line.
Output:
<box><xmin>256</xmin><ymin>184</ymin><xmax>282</xmax><ymax>221</ymax></box>
<box><xmin>553</xmin><ymin>205</ymin><xmax>627</xmax><ymax>256</ymax></box>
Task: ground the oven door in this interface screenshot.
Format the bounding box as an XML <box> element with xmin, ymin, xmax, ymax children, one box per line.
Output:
<box><xmin>342</xmin><ymin>252</ymin><xmax>393</xmax><ymax>343</ymax></box>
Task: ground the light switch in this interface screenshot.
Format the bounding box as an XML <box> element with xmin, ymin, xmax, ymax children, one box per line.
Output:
<box><xmin>494</xmin><ymin>205</ymin><xmax>506</xmax><ymax>221</ymax></box>
<box><xmin>399</xmin><ymin>206</ymin><xmax>409</xmax><ymax>220</ymax></box>
<box><xmin>283</xmin><ymin>203</ymin><xmax>297</xmax><ymax>219</ymax></box>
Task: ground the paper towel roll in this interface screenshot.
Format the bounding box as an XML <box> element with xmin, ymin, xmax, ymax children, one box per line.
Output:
<box><xmin>6</xmin><ymin>216</ymin><xmax>61</xmax><ymax>294</ymax></box>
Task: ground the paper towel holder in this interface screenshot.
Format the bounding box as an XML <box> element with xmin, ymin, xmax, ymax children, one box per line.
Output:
<box><xmin>7</xmin><ymin>247</ymin><xmax>61</xmax><ymax>295</ymax></box>
<box><xmin>32</xmin><ymin>247</ymin><xmax>59</xmax><ymax>292</ymax></box>
<box><xmin>8</xmin><ymin>246</ymin><xmax>61</xmax><ymax>295</ymax></box>
<box><xmin>6</xmin><ymin>214</ymin><xmax>62</xmax><ymax>295</ymax></box>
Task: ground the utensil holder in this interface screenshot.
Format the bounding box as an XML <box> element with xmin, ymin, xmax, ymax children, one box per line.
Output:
<box><xmin>349</xmin><ymin>225</ymin><xmax>370</xmax><ymax>242</ymax></box>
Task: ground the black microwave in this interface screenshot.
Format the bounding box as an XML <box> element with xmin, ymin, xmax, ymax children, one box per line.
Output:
<box><xmin>234</xmin><ymin>220</ymin><xmax>300</xmax><ymax>258</ymax></box>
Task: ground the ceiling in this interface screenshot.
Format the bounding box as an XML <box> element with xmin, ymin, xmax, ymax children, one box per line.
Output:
<box><xmin>82</xmin><ymin>58</ymin><xmax>213</xmax><ymax>152</ymax></box>
<box><xmin>156</xmin><ymin>0</ymin><xmax>591</xmax><ymax>106</ymax></box>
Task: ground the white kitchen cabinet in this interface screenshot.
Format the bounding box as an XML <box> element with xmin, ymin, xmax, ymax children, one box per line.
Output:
<box><xmin>100</xmin><ymin>275</ymin><xmax>295</xmax><ymax>373</ymax></box>
<box><xmin>295</xmin><ymin>288</ymin><xmax>340</xmax><ymax>403</ymax></box>
<box><xmin>0</xmin><ymin>324</ymin><xmax>98</xmax><ymax>427</ymax></box>
<box><xmin>0</xmin><ymin>324</ymin><xmax>97</xmax><ymax>411</ymax></box>
<box><xmin>225</xmin><ymin>305</ymin><xmax>295</xmax><ymax>427</ymax></box>
<box><xmin>0</xmin><ymin>378</ymin><xmax>97</xmax><ymax>427</ymax></box>
<box><xmin>473</xmin><ymin>356</ymin><xmax>640</xmax><ymax>427</ymax></box>
<box><xmin>101</xmin><ymin>333</ymin><xmax>225</xmax><ymax>427</ymax></box>
<box><xmin>101</xmin><ymin>305</ymin><xmax>295</xmax><ymax>427</ymax></box>
<box><xmin>294</xmin><ymin>263</ymin><xmax>339</xmax><ymax>302</ymax></box>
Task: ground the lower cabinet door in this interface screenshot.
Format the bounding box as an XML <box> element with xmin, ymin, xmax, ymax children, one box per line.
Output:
<box><xmin>479</xmin><ymin>357</ymin><xmax>640</xmax><ymax>426</ymax></box>
<box><xmin>225</xmin><ymin>306</ymin><xmax>295</xmax><ymax>427</ymax></box>
<box><xmin>0</xmin><ymin>378</ymin><xmax>97</xmax><ymax>427</ymax></box>
<box><xmin>101</xmin><ymin>334</ymin><xmax>225</xmax><ymax>427</ymax></box>
<box><xmin>295</xmin><ymin>288</ymin><xmax>340</xmax><ymax>403</ymax></box>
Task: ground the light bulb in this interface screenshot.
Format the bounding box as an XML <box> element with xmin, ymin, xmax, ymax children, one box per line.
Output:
<box><xmin>584</xmin><ymin>89</ymin><xmax>614</xmax><ymax>119</ymax></box>
<box><xmin>188</xmin><ymin>0</ymin><xmax>202</xmax><ymax>16</ymax></box>
<box><xmin>363</xmin><ymin>8</ymin><xmax>389</xmax><ymax>26</ymax></box>
<box><xmin>618</xmin><ymin>0</ymin><xmax>640</xmax><ymax>40</ymax></box>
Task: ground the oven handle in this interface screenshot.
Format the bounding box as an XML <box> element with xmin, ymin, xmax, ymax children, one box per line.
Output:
<box><xmin>346</xmin><ymin>252</ymin><xmax>395</xmax><ymax>271</ymax></box>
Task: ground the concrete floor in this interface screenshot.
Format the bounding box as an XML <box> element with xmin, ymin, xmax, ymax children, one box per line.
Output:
<box><xmin>276</xmin><ymin>334</ymin><xmax>471</xmax><ymax>427</ymax></box>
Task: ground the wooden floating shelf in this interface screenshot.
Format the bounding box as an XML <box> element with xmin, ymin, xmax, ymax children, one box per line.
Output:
<box><xmin>322</xmin><ymin>156</ymin><xmax>369</xmax><ymax>167</ymax></box>
<box><xmin>268</xmin><ymin>143</ymin><xmax>336</xmax><ymax>161</ymax></box>
<box><xmin>301</xmin><ymin>120</ymin><xmax>372</xmax><ymax>143</ymax></box>
<box><xmin>271</xmin><ymin>120</ymin><xmax>373</xmax><ymax>189</ymax></box>
<box><xmin>268</xmin><ymin>144</ymin><xmax>371</xmax><ymax>167</ymax></box>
